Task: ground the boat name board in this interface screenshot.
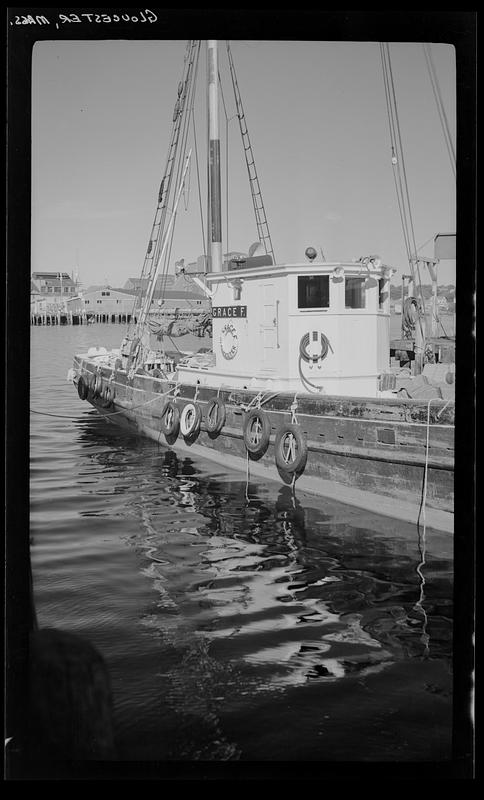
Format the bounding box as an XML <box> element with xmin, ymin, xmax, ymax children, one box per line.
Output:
<box><xmin>212</xmin><ymin>305</ymin><xmax>247</xmax><ymax>318</ymax></box>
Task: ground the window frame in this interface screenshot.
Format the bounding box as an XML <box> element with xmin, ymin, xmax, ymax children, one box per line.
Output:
<box><xmin>344</xmin><ymin>276</ymin><xmax>366</xmax><ymax>310</ymax></box>
<box><xmin>297</xmin><ymin>274</ymin><xmax>330</xmax><ymax>311</ymax></box>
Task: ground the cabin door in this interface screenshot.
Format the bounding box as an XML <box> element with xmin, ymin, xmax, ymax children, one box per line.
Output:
<box><xmin>260</xmin><ymin>282</ymin><xmax>278</xmax><ymax>368</ymax></box>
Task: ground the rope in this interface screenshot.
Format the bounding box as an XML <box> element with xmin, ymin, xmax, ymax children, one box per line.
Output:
<box><xmin>128</xmin><ymin>40</ymin><xmax>198</xmax><ymax>337</ymax></box>
<box><xmin>191</xmin><ymin>104</ymin><xmax>207</xmax><ymax>260</ymax></box>
<box><xmin>423</xmin><ymin>44</ymin><xmax>456</xmax><ymax>178</ymax></box>
<box><xmin>245</xmin><ymin>451</ymin><xmax>251</xmax><ymax>502</ymax></box>
<box><xmin>414</xmin><ymin>521</ymin><xmax>430</xmax><ymax>657</ymax></box>
<box><xmin>218</xmin><ymin>63</ymin><xmax>237</xmax><ymax>257</ymax></box>
<box><xmin>298</xmin><ymin>357</ymin><xmax>324</xmax><ymax>393</ymax></box>
<box><xmin>31</xmin><ymin>382</ymin><xmax>181</xmax><ymax>421</ymax></box>
<box><xmin>380</xmin><ymin>43</ymin><xmax>425</xmax><ymax>306</ymax></box>
<box><xmin>241</xmin><ymin>391</ymin><xmax>279</xmax><ymax>412</ymax></box>
<box><xmin>226</xmin><ymin>41</ymin><xmax>275</xmax><ymax>262</ymax></box>
<box><xmin>416</xmin><ymin>396</ymin><xmax>452</xmax><ymax>530</ymax></box>
<box><xmin>30</xmin><ymin>409</ymin><xmax>94</xmax><ymax>420</ymax></box>
<box><xmin>414</xmin><ymin>395</ymin><xmax>438</xmax><ymax>662</ymax></box>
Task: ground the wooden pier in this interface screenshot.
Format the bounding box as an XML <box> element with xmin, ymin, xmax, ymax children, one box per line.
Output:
<box><xmin>31</xmin><ymin>312</ymin><xmax>138</xmax><ymax>326</ymax></box>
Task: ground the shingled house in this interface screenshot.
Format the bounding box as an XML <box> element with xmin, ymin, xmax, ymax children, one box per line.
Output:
<box><xmin>31</xmin><ymin>272</ymin><xmax>78</xmax><ymax>313</ymax></box>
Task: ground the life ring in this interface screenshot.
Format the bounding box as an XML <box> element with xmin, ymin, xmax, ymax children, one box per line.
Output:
<box><xmin>180</xmin><ymin>402</ymin><xmax>202</xmax><ymax>438</ymax></box>
<box><xmin>205</xmin><ymin>397</ymin><xmax>226</xmax><ymax>435</ymax></box>
<box><xmin>77</xmin><ymin>376</ymin><xmax>89</xmax><ymax>400</ymax></box>
<box><xmin>160</xmin><ymin>400</ymin><xmax>180</xmax><ymax>438</ymax></box>
<box><xmin>243</xmin><ymin>409</ymin><xmax>271</xmax><ymax>458</ymax></box>
<box><xmin>275</xmin><ymin>424</ymin><xmax>308</xmax><ymax>474</ymax></box>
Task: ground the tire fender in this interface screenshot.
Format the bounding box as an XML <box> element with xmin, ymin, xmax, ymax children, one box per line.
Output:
<box><xmin>94</xmin><ymin>372</ymin><xmax>103</xmax><ymax>396</ymax></box>
<box><xmin>243</xmin><ymin>409</ymin><xmax>271</xmax><ymax>458</ymax></box>
<box><xmin>160</xmin><ymin>400</ymin><xmax>180</xmax><ymax>438</ymax></box>
<box><xmin>274</xmin><ymin>423</ymin><xmax>308</xmax><ymax>474</ymax></box>
<box><xmin>180</xmin><ymin>402</ymin><xmax>202</xmax><ymax>438</ymax></box>
<box><xmin>205</xmin><ymin>397</ymin><xmax>226</xmax><ymax>435</ymax></box>
<box><xmin>77</xmin><ymin>376</ymin><xmax>89</xmax><ymax>401</ymax></box>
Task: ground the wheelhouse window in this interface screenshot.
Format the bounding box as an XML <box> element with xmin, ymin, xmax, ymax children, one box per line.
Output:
<box><xmin>298</xmin><ymin>275</ymin><xmax>329</xmax><ymax>309</ymax></box>
<box><xmin>345</xmin><ymin>277</ymin><xmax>366</xmax><ymax>309</ymax></box>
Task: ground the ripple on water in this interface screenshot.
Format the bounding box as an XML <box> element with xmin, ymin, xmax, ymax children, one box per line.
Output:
<box><xmin>28</xmin><ymin>325</ymin><xmax>454</xmax><ymax>762</ymax></box>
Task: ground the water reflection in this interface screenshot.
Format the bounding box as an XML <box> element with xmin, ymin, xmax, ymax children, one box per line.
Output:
<box><xmin>76</xmin><ymin>436</ymin><xmax>451</xmax><ymax>692</ymax></box>
<box><xmin>29</xmin><ymin>327</ymin><xmax>455</xmax><ymax>762</ymax></box>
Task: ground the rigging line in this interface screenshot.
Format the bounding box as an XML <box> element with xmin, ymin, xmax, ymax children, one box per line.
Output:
<box><xmin>157</xmin><ymin>43</ymin><xmax>199</xmax><ymax>270</ymax></box>
<box><xmin>379</xmin><ymin>44</ymin><xmax>399</xmax><ymax>155</ymax></box>
<box><xmin>416</xmin><ymin>234</ymin><xmax>437</xmax><ymax>253</ymax></box>
<box><xmin>205</xmin><ymin>43</ymin><xmax>211</xmax><ymax>267</ymax></box>
<box><xmin>380</xmin><ymin>44</ymin><xmax>413</xmax><ymax>262</ymax></box>
<box><xmin>381</xmin><ymin>43</ymin><xmax>413</xmax><ymax>259</ymax></box>
<box><xmin>132</xmin><ymin>40</ymin><xmax>199</xmax><ymax>334</ymax></box>
<box><xmin>384</xmin><ymin>49</ymin><xmax>416</xmax><ymax>267</ymax></box>
<box><xmin>188</xmin><ymin>44</ymin><xmax>206</xmax><ymax>259</ymax></box>
<box><xmin>139</xmin><ymin>44</ymin><xmax>194</xmax><ymax>274</ymax></box>
<box><xmin>226</xmin><ymin>113</ymin><xmax>229</xmax><ymax>255</ymax></box>
<box><xmin>218</xmin><ymin>61</ymin><xmax>232</xmax><ymax>255</ymax></box>
<box><xmin>226</xmin><ymin>40</ymin><xmax>275</xmax><ymax>262</ymax></box>
<box><xmin>158</xmin><ymin>41</ymin><xmax>201</xmax><ymax>299</ymax></box>
<box><xmin>423</xmin><ymin>44</ymin><xmax>456</xmax><ymax>177</ymax></box>
<box><xmin>390</xmin><ymin>149</ymin><xmax>412</xmax><ymax>261</ymax></box>
<box><xmin>386</xmin><ymin>44</ymin><xmax>419</xmax><ymax>260</ymax></box>
<box><xmin>191</xmin><ymin>105</ymin><xmax>207</xmax><ymax>258</ymax></box>
<box><xmin>385</xmin><ymin>44</ymin><xmax>425</xmax><ymax>304</ymax></box>
<box><xmin>381</xmin><ymin>45</ymin><xmax>413</xmax><ymax>263</ymax></box>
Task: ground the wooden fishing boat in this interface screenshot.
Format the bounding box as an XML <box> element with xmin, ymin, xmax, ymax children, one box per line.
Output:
<box><xmin>71</xmin><ymin>40</ymin><xmax>454</xmax><ymax>533</ymax></box>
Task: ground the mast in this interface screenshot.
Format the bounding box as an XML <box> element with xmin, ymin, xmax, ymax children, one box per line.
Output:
<box><xmin>207</xmin><ymin>40</ymin><xmax>222</xmax><ymax>272</ymax></box>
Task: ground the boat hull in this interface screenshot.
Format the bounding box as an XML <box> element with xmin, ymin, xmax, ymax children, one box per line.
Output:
<box><xmin>73</xmin><ymin>355</ymin><xmax>454</xmax><ymax>533</ymax></box>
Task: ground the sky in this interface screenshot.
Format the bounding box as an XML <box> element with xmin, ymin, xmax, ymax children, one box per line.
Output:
<box><xmin>31</xmin><ymin>38</ymin><xmax>456</xmax><ymax>289</ymax></box>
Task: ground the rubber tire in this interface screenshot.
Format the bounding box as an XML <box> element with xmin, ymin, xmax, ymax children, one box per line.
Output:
<box><xmin>160</xmin><ymin>401</ymin><xmax>180</xmax><ymax>438</ymax></box>
<box><xmin>94</xmin><ymin>373</ymin><xmax>103</xmax><ymax>396</ymax></box>
<box><xmin>180</xmin><ymin>402</ymin><xmax>202</xmax><ymax>438</ymax></box>
<box><xmin>274</xmin><ymin>424</ymin><xmax>308</xmax><ymax>474</ymax></box>
<box><xmin>243</xmin><ymin>410</ymin><xmax>271</xmax><ymax>457</ymax></box>
<box><xmin>77</xmin><ymin>376</ymin><xmax>89</xmax><ymax>400</ymax></box>
<box><xmin>205</xmin><ymin>397</ymin><xmax>226</xmax><ymax>435</ymax></box>
<box><xmin>101</xmin><ymin>385</ymin><xmax>113</xmax><ymax>408</ymax></box>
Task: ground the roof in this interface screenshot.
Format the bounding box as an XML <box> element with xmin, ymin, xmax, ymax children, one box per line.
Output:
<box><xmin>77</xmin><ymin>285</ymin><xmax>206</xmax><ymax>302</ymax></box>
<box><xmin>80</xmin><ymin>286</ymin><xmax>136</xmax><ymax>298</ymax></box>
<box><xmin>152</xmin><ymin>289</ymin><xmax>207</xmax><ymax>302</ymax></box>
<box><xmin>32</xmin><ymin>273</ymin><xmax>76</xmax><ymax>287</ymax></box>
<box><xmin>32</xmin><ymin>271</ymin><xmax>73</xmax><ymax>280</ymax></box>
<box><xmin>124</xmin><ymin>276</ymin><xmax>175</xmax><ymax>289</ymax></box>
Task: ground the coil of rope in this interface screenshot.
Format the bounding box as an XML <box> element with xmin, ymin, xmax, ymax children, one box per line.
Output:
<box><xmin>299</xmin><ymin>332</ymin><xmax>331</xmax><ymax>363</ymax></box>
<box><xmin>402</xmin><ymin>296</ymin><xmax>421</xmax><ymax>328</ymax></box>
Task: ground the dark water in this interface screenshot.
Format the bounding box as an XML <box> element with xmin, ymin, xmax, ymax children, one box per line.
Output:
<box><xmin>29</xmin><ymin>324</ymin><xmax>454</xmax><ymax>766</ymax></box>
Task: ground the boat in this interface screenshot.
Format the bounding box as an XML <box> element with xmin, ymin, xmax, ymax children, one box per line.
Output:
<box><xmin>70</xmin><ymin>40</ymin><xmax>454</xmax><ymax>533</ymax></box>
